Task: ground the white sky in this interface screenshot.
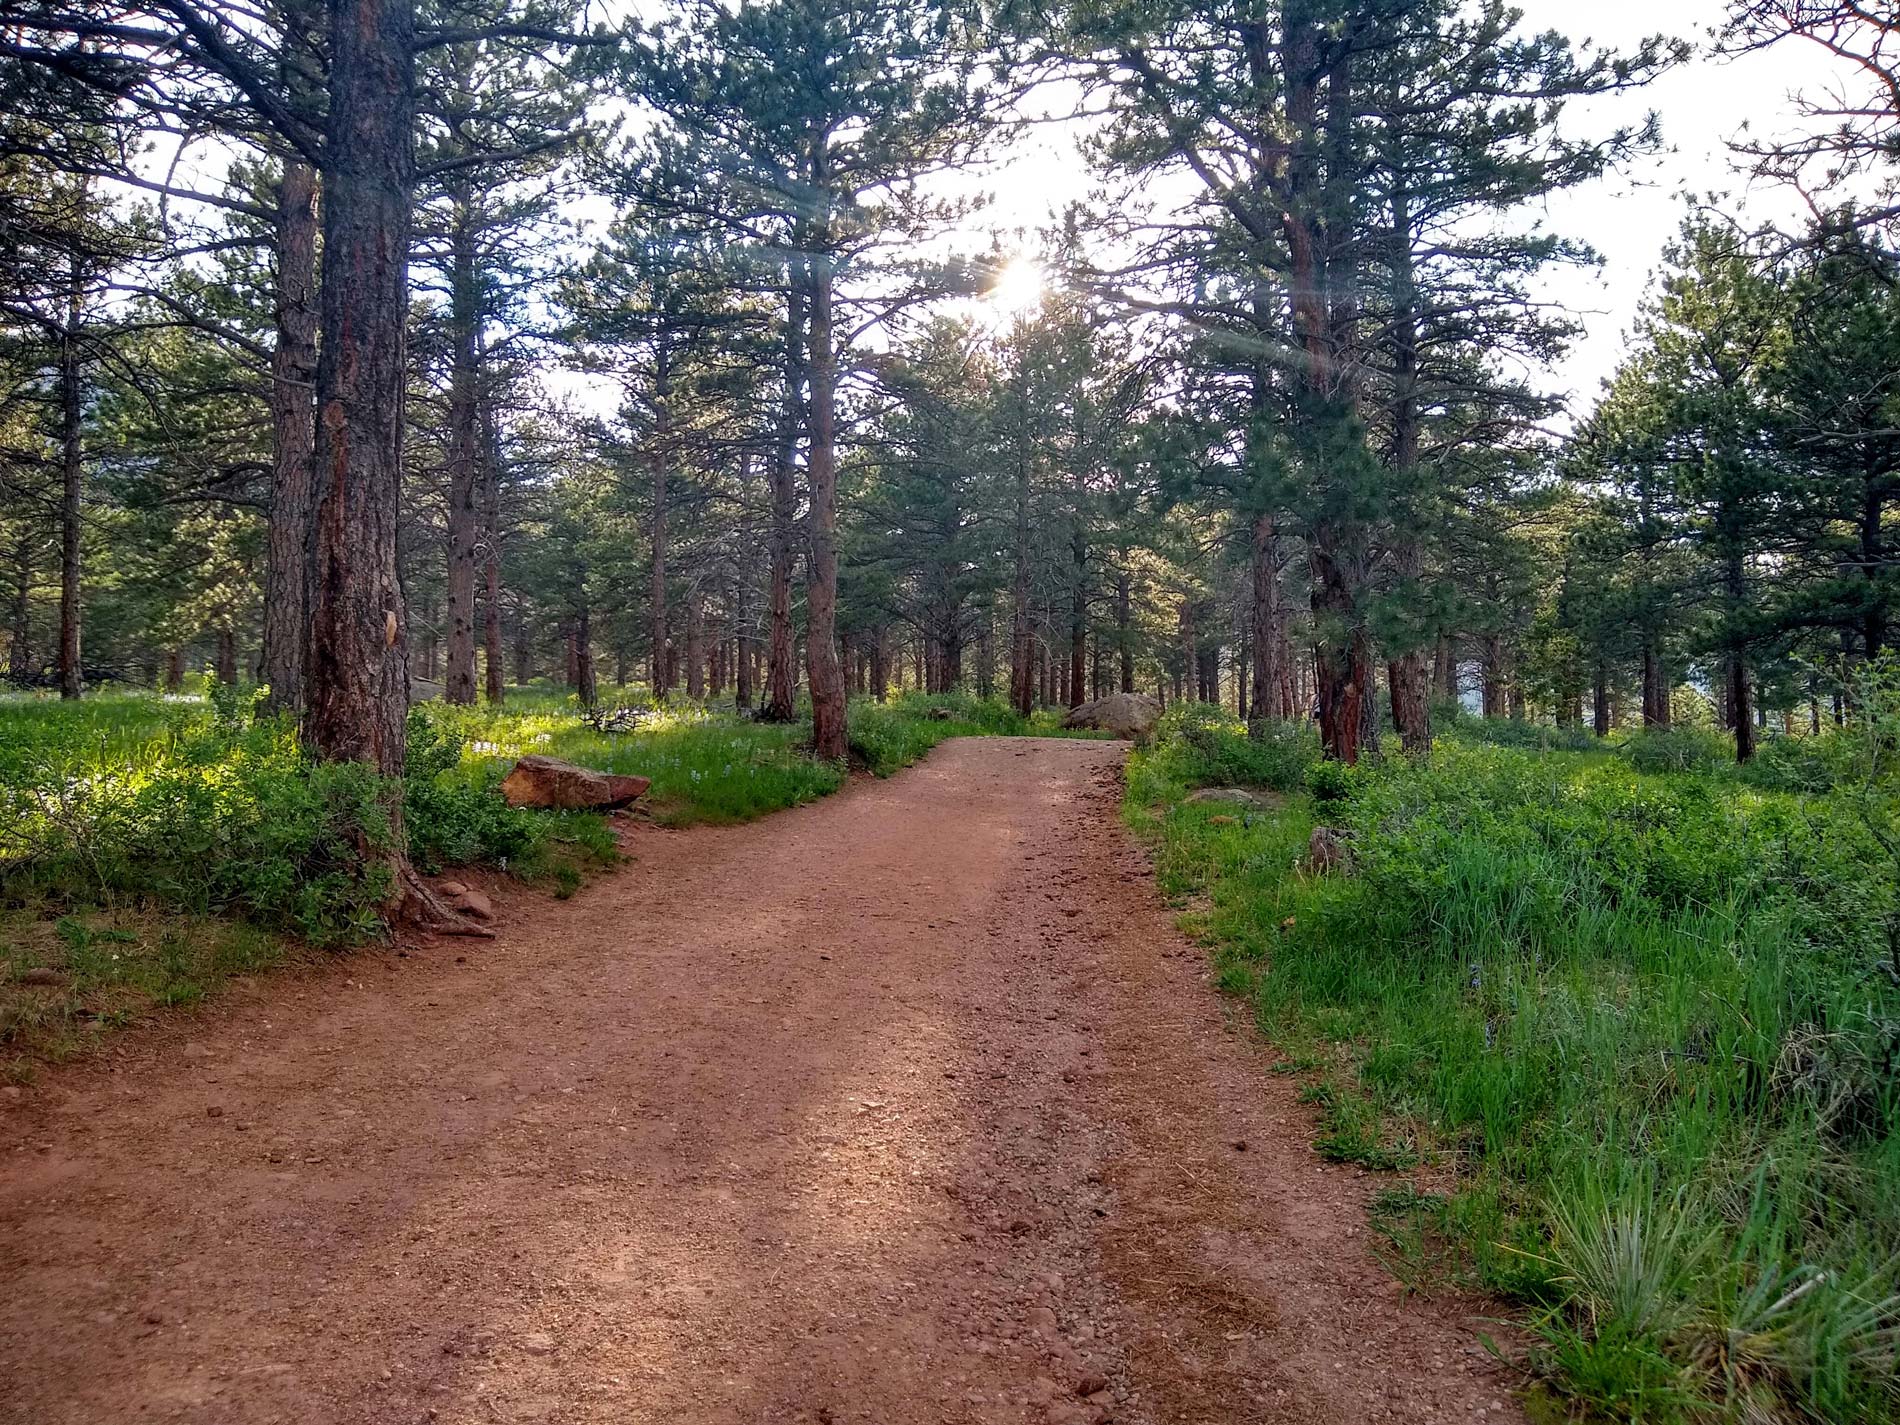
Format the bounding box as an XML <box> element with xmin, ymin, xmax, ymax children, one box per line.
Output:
<box><xmin>967</xmin><ymin>0</ymin><xmax>1871</xmax><ymax>425</ymax></box>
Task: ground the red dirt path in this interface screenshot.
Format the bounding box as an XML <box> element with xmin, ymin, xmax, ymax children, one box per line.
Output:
<box><xmin>0</xmin><ymin>737</ymin><xmax>1523</xmax><ymax>1424</ymax></box>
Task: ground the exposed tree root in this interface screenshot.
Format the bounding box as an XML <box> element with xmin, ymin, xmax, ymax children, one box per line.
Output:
<box><xmin>395</xmin><ymin>866</ymin><xmax>497</xmax><ymax>938</ymax></box>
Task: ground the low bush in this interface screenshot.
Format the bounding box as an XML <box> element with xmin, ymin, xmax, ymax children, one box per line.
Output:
<box><xmin>1133</xmin><ymin>702</ymin><xmax>1320</xmax><ymax>797</ymax></box>
<box><xmin>1739</xmin><ymin>730</ymin><xmax>1852</xmax><ymax>794</ymax></box>
<box><xmin>1437</xmin><ymin>703</ymin><xmax>1603</xmax><ymax>754</ymax></box>
<box><xmin>1624</xmin><ymin>724</ymin><xmax>1733</xmax><ymax>774</ymax></box>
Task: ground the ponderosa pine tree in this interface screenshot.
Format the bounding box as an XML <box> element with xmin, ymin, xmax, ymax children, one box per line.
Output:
<box><xmin>414</xmin><ymin>0</ymin><xmax>588</xmax><ymax>706</ymax></box>
<box><xmin>1069</xmin><ymin>0</ymin><xmax>1676</xmax><ymax>758</ymax></box>
<box><xmin>614</xmin><ymin>0</ymin><xmax>1004</xmax><ymax>758</ymax></box>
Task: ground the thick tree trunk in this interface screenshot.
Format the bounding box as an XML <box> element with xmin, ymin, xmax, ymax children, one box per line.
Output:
<box><xmin>301</xmin><ymin>0</ymin><xmax>482</xmax><ymax>928</ymax></box>
<box><xmin>1282</xmin><ymin>10</ymin><xmax>1365</xmax><ymax>762</ymax></box>
<box><xmin>57</xmin><ymin>261</ymin><xmax>83</xmax><ymax>701</ymax></box>
<box><xmin>1641</xmin><ymin>641</ymin><xmax>1668</xmax><ymax>727</ymax></box>
<box><xmin>442</xmin><ymin>185</ymin><xmax>481</xmax><ymax>706</ymax></box>
<box><xmin>1249</xmin><ymin>512</ymin><xmax>1284</xmax><ymax>728</ymax></box>
<box><xmin>1481</xmin><ymin>633</ymin><xmax>1506</xmax><ymax>719</ymax></box>
<box><xmin>1388</xmin><ymin>643</ymin><xmax>1430</xmax><ymax>755</ymax></box>
<box><xmin>1433</xmin><ymin>636</ymin><xmax>1455</xmax><ymax>700</ymax></box>
<box><xmin>1068</xmin><ymin>526</ymin><xmax>1087</xmax><ymax>709</ymax></box>
<box><xmin>764</xmin><ymin>291</ymin><xmax>802</xmax><ymax>723</ymax></box>
<box><xmin>1729</xmin><ymin>657</ymin><xmax>1754</xmax><ymax>762</ymax></box>
<box><xmin>1116</xmin><ymin>569</ymin><xmax>1134</xmax><ymax>693</ymax></box>
<box><xmin>574</xmin><ymin>603</ymin><xmax>597</xmax><ymax>708</ymax></box>
<box><xmin>1310</xmin><ymin>535</ymin><xmax>1370</xmax><ymax>762</ymax></box>
<box><xmin>685</xmin><ymin>592</ymin><xmax>705</xmax><ymax>700</ymax></box>
<box><xmin>7</xmin><ymin>529</ymin><xmax>29</xmax><ymax>683</ymax></box>
<box><xmin>480</xmin><ymin>394</ymin><xmax>505</xmax><ymax>704</ymax></box>
<box><xmin>649</xmin><ymin>347</ymin><xmax>672</xmax><ymax>701</ymax></box>
<box><xmin>216</xmin><ymin>627</ymin><xmax>238</xmax><ymax>683</ymax></box>
<box><xmin>1593</xmin><ymin>662</ymin><xmax>1611</xmax><ymax>737</ymax></box>
<box><xmin>1009</xmin><ymin>404</ymin><xmax>1034</xmax><ymax>717</ymax></box>
<box><xmin>303</xmin><ymin>0</ymin><xmax>487</xmax><ymax>934</ymax></box>
<box><xmin>262</xmin><ymin>157</ymin><xmax>319</xmax><ymax>714</ymax></box>
<box><xmin>734</xmin><ymin>583</ymin><xmax>754</xmax><ymax>710</ymax></box>
<box><xmin>804</xmin><ymin>256</ymin><xmax>846</xmax><ymax>761</ymax></box>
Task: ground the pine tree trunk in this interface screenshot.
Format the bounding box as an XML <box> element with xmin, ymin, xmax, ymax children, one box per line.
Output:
<box><xmin>1009</xmin><ymin>403</ymin><xmax>1034</xmax><ymax>716</ymax></box>
<box><xmin>442</xmin><ymin>185</ymin><xmax>481</xmax><ymax>706</ymax></box>
<box><xmin>57</xmin><ymin>260</ymin><xmax>83</xmax><ymax>701</ymax></box>
<box><xmin>1641</xmin><ymin>641</ymin><xmax>1668</xmax><ymax>727</ymax></box>
<box><xmin>1730</xmin><ymin>657</ymin><xmax>1754</xmax><ymax>762</ymax></box>
<box><xmin>1310</xmin><ymin>535</ymin><xmax>1370</xmax><ymax>761</ymax></box>
<box><xmin>262</xmin><ymin>157</ymin><xmax>319</xmax><ymax>715</ymax></box>
<box><xmin>685</xmin><ymin>592</ymin><xmax>705</xmax><ymax>700</ymax></box>
<box><xmin>1282</xmin><ymin>9</ymin><xmax>1365</xmax><ymax>762</ymax></box>
<box><xmin>480</xmin><ymin>394</ymin><xmax>505</xmax><ymax>704</ymax></box>
<box><xmin>1116</xmin><ymin>569</ymin><xmax>1134</xmax><ymax>693</ymax></box>
<box><xmin>216</xmin><ymin>627</ymin><xmax>237</xmax><ymax>683</ymax></box>
<box><xmin>6</xmin><ymin>529</ymin><xmax>29</xmax><ymax>683</ymax></box>
<box><xmin>303</xmin><ymin>0</ymin><xmax>424</xmax><ymax>851</ymax></box>
<box><xmin>1481</xmin><ymin>635</ymin><xmax>1505</xmax><ymax>718</ymax></box>
<box><xmin>649</xmin><ymin>346</ymin><xmax>672</xmax><ymax>701</ymax></box>
<box><xmin>1249</xmin><ymin>512</ymin><xmax>1284</xmax><ymax>728</ymax></box>
<box><xmin>575</xmin><ymin>603</ymin><xmax>596</xmax><ymax>708</ymax></box>
<box><xmin>1433</xmin><ymin>636</ymin><xmax>1455</xmax><ymax>699</ymax></box>
<box><xmin>1388</xmin><ymin>645</ymin><xmax>1430</xmax><ymax>755</ymax></box>
<box><xmin>804</xmin><ymin>245</ymin><xmax>846</xmax><ymax>760</ymax></box>
<box><xmin>764</xmin><ymin>291</ymin><xmax>802</xmax><ymax>723</ymax></box>
<box><xmin>1382</xmin><ymin>158</ymin><xmax>1431</xmax><ymax>756</ymax></box>
<box><xmin>1593</xmin><ymin>661</ymin><xmax>1611</xmax><ymax>737</ymax></box>
<box><xmin>872</xmin><ymin>626</ymin><xmax>888</xmax><ymax>703</ymax></box>
<box><xmin>735</xmin><ymin>631</ymin><xmax>753</xmax><ymax>710</ymax></box>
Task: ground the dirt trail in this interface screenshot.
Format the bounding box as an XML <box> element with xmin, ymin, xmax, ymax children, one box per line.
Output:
<box><xmin>0</xmin><ymin>738</ymin><xmax>1522</xmax><ymax>1425</ymax></box>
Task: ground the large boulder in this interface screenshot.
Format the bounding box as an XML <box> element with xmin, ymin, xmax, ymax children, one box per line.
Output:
<box><xmin>1063</xmin><ymin>692</ymin><xmax>1163</xmax><ymax>741</ymax></box>
<box><xmin>499</xmin><ymin>755</ymin><xmax>651</xmax><ymax>811</ymax></box>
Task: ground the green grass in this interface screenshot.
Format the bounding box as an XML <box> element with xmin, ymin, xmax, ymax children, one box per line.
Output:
<box><xmin>0</xmin><ymin>682</ymin><xmax>1067</xmax><ymax>1065</ymax></box>
<box><xmin>1127</xmin><ymin>707</ymin><xmax>1900</xmax><ymax>1424</ymax></box>
<box><xmin>2</xmin><ymin>906</ymin><xmax>293</xmax><ymax>1081</ymax></box>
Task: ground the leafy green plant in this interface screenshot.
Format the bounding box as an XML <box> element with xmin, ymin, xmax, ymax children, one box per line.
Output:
<box><xmin>1625</xmin><ymin>725</ymin><xmax>1732</xmax><ymax>775</ymax></box>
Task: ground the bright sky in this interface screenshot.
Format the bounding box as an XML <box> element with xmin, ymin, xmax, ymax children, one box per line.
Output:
<box><xmin>973</xmin><ymin>0</ymin><xmax>1871</xmax><ymax>425</ymax></box>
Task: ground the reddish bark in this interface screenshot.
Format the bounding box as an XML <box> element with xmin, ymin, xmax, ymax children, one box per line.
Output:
<box><xmin>262</xmin><ymin>157</ymin><xmax>319</xmax><ymax>715</ymax></box>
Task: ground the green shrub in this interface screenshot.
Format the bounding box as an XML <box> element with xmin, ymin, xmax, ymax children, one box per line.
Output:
<box><xmin>1140</xmin><ymin>703</ymin><xmax>1320</xmax><ymax>794</ymax></box>
<box><xmin>1438</xmin><ymin>704</ymin><xmax>1602</xmax><ymax>753</ymax></box>
<box><xmin>1304</xmin><ymin>757</ymin><xmax>1357</xmax><ymax>803</ymax></box>
<box><xmin>1127</xmin><ymin>723</ymin><xmax>1900</xmax><ymax>1421</ymax></box>
<box><xmin>401</xmin><ymin>709</ymin><xmax>548</xmax><ymax>873</ymax></box>
<box><xmin>1740</xmin><ymin>732</ymin><xmax>1849</xmax><ymax>793</ymax></box>
<box><xmin>1625</xmin><ymin>725</ymin><xmax>1732</xmax><ymax>774</ymax></box>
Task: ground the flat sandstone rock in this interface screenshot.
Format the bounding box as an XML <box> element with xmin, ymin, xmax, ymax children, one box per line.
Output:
<box><xmin>499</xmin><ymin>755</ymin><xmax>651</xmax><ymax>811</ymax></box>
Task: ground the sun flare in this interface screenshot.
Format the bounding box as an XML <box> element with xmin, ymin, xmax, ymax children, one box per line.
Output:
<box><xmin>988</xmin><ymin>256</ymin><xmax>1045</xmax><ymax>315</ymax></box>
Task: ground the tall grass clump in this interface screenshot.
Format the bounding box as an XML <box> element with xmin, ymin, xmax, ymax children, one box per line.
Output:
<box><xmin>1132</xmin><ymin>702</ymin><xmax>1321</xmax><ymax>796</ymax></box>
<box><xmin>1128</xmin><ymin>707</ymin><xmax>1900</xmax><ymax>1422</ymax></box>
